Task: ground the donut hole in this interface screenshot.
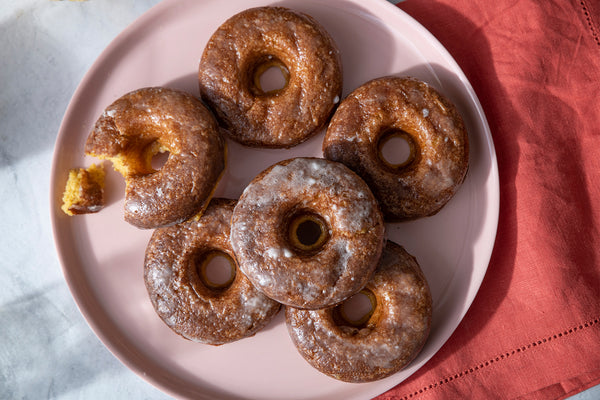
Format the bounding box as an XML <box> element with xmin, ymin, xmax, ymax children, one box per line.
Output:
<box><xmin>377</xmin><ymin>129</ymin><xmax>418</xmax><ymax>169</ymax></box>
<box><xmin>150</xmin><ymin>148</ymin><xmax>169</xmax><ymax>171</ymax></box>
<box><xmin>251</xmin><ymin>56</ymin><xmax>290</xmax><ymax>96</ymax></box>
<box><xmin>194</xmin><ymin>250</ymin><xmax>236</xmax><ymax>291</ymax></box>
<box><xmin>333</xmin><ymin>289</ymin><xmax>377</xmax><ymax>332</ymax></box>
<box><xmin>135</xmin><ymin>140</ymin><xmax>170</xmax><ymax>174</ymax></box>
<box><xmin>287</xmin><ymin>212</ymin><xmax>329</xmax><ymax>253</ymax></box>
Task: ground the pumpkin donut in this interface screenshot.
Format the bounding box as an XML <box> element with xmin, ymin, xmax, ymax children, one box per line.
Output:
<box><xmin>230</xmin><ymin>157</ymin><xmax>384</xmax><ymax>310</ymax></box>
<box><xmin>323</xmin><ymin>76</ymin><xmax>469</xmax><ymax>221</ymax></box>
<box><xmin>85</xmin><ymin>87</ymin><xmax>225</xmax><ymax>229</ymax></box>
<box><xmin>144</xmin><ymin>198</ymin><xmax>281</xmax><ymax>345</ymax></box>
<box><xmin>198</xmin><ymin>6</ymin><xmax>342</xmax><ymax>148</ymax></box>
<box><xmin>286</xmin><ymin>241</ymin><xmax>432</xmax><ymax>382</ymax></box>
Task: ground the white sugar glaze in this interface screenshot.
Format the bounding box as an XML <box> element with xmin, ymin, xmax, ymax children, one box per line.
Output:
<box><xmin>144</xmin><ymin>199</ymin><xmax>280</xmax><ymax>345</ymax></box>
<box><xmin>285</xmin><ymin>242</ymin><xmax>432</xmax><ymax>382</ymax></box>
<box><xmin>231</xmin><ymin>157</ymin><xmax>385</xmax><ymax>309</ymax></box>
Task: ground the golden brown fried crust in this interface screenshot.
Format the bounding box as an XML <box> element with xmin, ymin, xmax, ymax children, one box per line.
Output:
<box><xmin>144</xmin><ymin>198</ymin><xmax>281</xmax><ymax>345</ymax></box>
<box><xmin>286</xmin><ymin>241</ymin><xmax>432</xmax><ymax>382</ymax></box>
<box><xmin>230</xmin><ymin>157</ymin><xmax>384</xmax><ymax>310</ymax></box>
<box><xmin>85</xmin><ymin>87</ymin><xmax>225</xmax><ymax>229</ymax></box>
<box><xmin>323</xmin><ymin>76</ymin><xmax>469</xmax><ymax>221</ymax></box>
<box><xmin>199</xmin><ymin>6</ymin><xmax>342</xmax><ymax>148</ymax></box>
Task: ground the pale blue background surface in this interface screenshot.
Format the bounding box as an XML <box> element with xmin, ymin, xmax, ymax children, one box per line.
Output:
<box><xmin>0</xmin><ymin>0</ymin><xmax>595</xmax><ymax>398</ymax></box>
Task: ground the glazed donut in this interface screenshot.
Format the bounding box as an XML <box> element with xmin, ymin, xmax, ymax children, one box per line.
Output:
<box><xmin>144</xmin><ymin>198</ymin><xmax>281</xmax><ymax>345</ymax></box>
<box><xmin>323</xmin><ymin>76</ymin><xmax>469</xmax><ymax>221</ymax></box>
<box><xmin>286</xmin><ymin>241</ymin><xmax>432</xmax><ymax>382</ymax></box>
<box><xmin>230</xmin><ymin>157</ymin><xmax>384</xmax><ymax>310</ymax></box>
<box><xmin>198</xmin><ymin>6</ymin><xmax>342</xmax><ymax>148</ymax></box>
<box><xmin>85</xmin><ymin>87</ymin><xmax>225</xmax><ymax>229</ymax></box>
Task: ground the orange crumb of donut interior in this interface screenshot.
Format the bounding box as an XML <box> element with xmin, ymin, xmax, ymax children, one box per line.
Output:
<box><xmin>88</xmin><ymin>140</ymin><xmax>170</xmax><ymax>178</ymax></box>
<box><xmin>61</xmin><ymin>163</ymin><xmax>105</xmax><ymax>216</ymax></box>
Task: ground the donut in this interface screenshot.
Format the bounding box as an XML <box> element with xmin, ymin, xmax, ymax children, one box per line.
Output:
<box><xmin>198</xmin><ymin>6</ymin><xmax>342</xmax><ymax>148</ymax></box>
<box><xmin>230</xmin><ymin>157</ymin><xmax>384</xmax><ymax>310</ymax></box>
<box><xmin>144</xmin><ymin>198</ymin><xmax>281</xmax><ymax>345</ymax></box>
<box><xmin>323</xmin><ymin>76</ymin><xmax>469</xmax><ymax>221</ymax></box>
<box><xmin>85</xmin><ymin>87</ymin><xmax>225</xmax><ymax>229</ymax></box>
<box><xmin>286</xmin><ymin>241</ymin><xmax>432</xmax><ymax>382</ymax></box>
<box><xmin>61</xmin><ymin>163</ymin><xmax>105</xmax><ymax>215</ymax></box>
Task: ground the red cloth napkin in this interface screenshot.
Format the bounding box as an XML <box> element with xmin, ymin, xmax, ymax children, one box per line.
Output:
<box><xmin>378</xmin><ymin>0</ymin><xmax>600</xmax><ymax>399</ymax></box>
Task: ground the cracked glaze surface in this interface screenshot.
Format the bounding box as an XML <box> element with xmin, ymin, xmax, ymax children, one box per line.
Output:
<box><xmin>144</xmin><ymin>198</ymin><xmax>281</xmax><ymax>345</ymax></box>
<box><xmin>286</xmin><ymin>241</ymin><xmax>432</xmax><ymax>382</ymax></box>
<box><xmin>199</xmin><ymin>6</ymin><xmax>342</xmax><ymax>148</ymax></box>
<box><xmin>231</xmin><ymin>157</ymin><xmax>384</xmax><ymax>309</ymax></box>
<box><xmin>324</xmin><ymin>76</ymin><xmax>469</xmax><ymax>221</ymax></box>
<box><xmin>85</xmin><ymin>87</ymin><xmax>225</xmax><ymax>229</ymax></box>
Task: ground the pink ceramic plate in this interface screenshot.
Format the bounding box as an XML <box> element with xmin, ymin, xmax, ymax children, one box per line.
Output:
<box><xmin>50</xmin><ymin>0</ymin><xmax>499</xmax><ymax>399</ymax></box>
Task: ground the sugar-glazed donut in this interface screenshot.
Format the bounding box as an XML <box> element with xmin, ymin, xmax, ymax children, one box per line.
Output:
<box><xmin>199</xmin><ymin>6</ymin><xmax>342</xmax><ymax>148</ymax></box>
<box><xmin>85</xmin><ymin>87</ymin><xmax>225</xmax><ymax>229</ymax></box>
<box><xmin>323</xmin><ymin>76</ymin><xmax>468</xmax><ymax>221</ymax></box>
<box><xmin>230</xmin><ymin>157</ymin><xmax>384</xmax><ymax>309</ymax></box>
<box><xmin>286</xmin><ymin>241</ymin><xmax>432</xmax><ymax>382</ymax></box>
<box><xmin>144</xmin><ymin>198</ymin><xmax>281</xmax><ymax>345</ymax></box>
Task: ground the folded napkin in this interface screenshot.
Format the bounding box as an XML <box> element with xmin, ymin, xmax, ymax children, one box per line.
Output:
<box><xmin>379</xmin><ymin>0</ymin><xmax>600</xmax><ymax>398</ymax></box>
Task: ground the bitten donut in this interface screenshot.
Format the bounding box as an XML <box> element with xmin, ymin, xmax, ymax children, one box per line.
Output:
<box><xmin>144</xmin><ymin>198</ymin><xmax>281</xmax><ymax>345</ymax></box>
<box><xmin>323</xmin><ymin>76</ymin><xmax>469</xmax><ymax>221</ymax></box>
<box><xmin>230</xmin><ymin>157</ymin><xmax>384</xmax><ymax>310</ymax></box>
<box><xmin>85</xmin><ymin>87</ymin><xmax>225</xmax><ymax>229</ymax></box>
<box><xmin>286</xmin><ymin>241</ymin><xmax>432</xmax><ymax>382</ymax></box>
<box><xmin>198</xmin><ymin>6</ymin><xmax>342</xmax><ymax>148</ymax></box>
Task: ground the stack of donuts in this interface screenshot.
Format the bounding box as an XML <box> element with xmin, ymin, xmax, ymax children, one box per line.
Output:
<box><xmin>71</xmin><ymin>6</ymin><xmax>469</xmax><ymax>383</ymax></box>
